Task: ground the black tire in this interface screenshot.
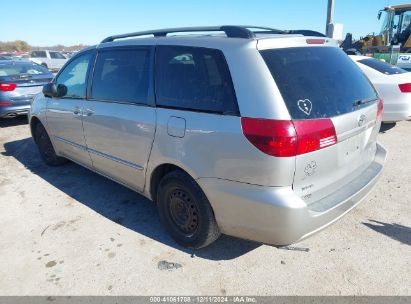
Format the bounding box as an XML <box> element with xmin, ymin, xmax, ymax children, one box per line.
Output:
<box><xmin>41</xmin><ymin>63</ymin><xmax>48</xmax><ymax>69</ymax></box>
<box><xmin>157</xmin><ymin>170</ymin><xmax>220</xmax><ymax>248</ymax></box>
<box><xmin>34</xmin><ymin>123</ymin><xmax>68</xmax><ymax>166</ymax></box>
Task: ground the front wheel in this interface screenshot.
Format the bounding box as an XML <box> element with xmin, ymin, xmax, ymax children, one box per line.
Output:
<box><xmin>34</xmin><ymin>123</ymin><xmax>68</xmax><ymax>166</ymax></box>
<box><xmin>157</xmin><ymin>170</ymin><xmax>220</xmax><ymax>248</ymax></box>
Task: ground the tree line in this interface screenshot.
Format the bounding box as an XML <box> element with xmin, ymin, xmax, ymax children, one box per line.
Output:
<box><xmin>0</xmin><ymin>40</ymin><xmax>31</xmax><ymax>52</ymax></box>
<box><xmin>0</xmin><ymin>40</ymin><xmax>88</xmax><ymax>52</ymax></box>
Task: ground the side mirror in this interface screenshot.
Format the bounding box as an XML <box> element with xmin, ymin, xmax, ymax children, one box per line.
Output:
<box><xmin>56</xmin><ymin>84</ymin><xmax>67</xmax><ymax>97</ymax></box>
<box><xmin>42</xmin><ymin>83</ymin><xmax>57</xmax><ymax>98</ymax></box>
<box><xmin>42</xmin><ymin>83</ymin><xmax>68</xmax><ymax>98</ymax></box>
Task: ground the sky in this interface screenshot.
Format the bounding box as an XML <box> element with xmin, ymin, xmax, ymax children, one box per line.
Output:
<box><xmin>1</xmin><ymin>0</ymin><xmax>411</xmax><ymax>46</ymax></box>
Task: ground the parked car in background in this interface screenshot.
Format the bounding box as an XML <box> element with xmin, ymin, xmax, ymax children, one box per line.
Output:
<box><xmin>62</xmin><ymin>51</ymin><xmax>77</xmax><ymax>59</ymax></box>
<box><xmin>0</xmin><ymin>60</ymin><xmax>53</xmax><ymax>118</ymax></box>
<box><xmin>351</xmin><ymin>55</ymin><xmax>411</xmax><ymax>122</ymax></box>
<box><xmin>0</xmin><ymin>53</ymin><xmax>16</xmax><ymax>60</ymax></box>
<box><xmin>30</xmin><ymin>26</ymin><xmax>386</xmax><ymax>248</ymax></box>
<box><xmin>29</xmin><ymin>50</ymin><xmax>68</xmax><ymax>71</ymax></box>
<box><xmin>0</xmin><ymin>56</ymin><xmax>28</xmax><ymax>61</ymax></box>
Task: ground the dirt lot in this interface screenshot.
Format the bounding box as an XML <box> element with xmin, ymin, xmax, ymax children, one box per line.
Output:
<box><xmin>0</xmin><ymin>117</ymin><xmax>409</xmax><ymax>296</ymax></box>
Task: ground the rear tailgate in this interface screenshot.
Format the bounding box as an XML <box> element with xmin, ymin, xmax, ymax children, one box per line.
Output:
<box><xmin>259</xmin><ymin>42</ymin><xmax>381</xmax><ymax>204</ymax></box>
<box><xmin>293</xmin><ymin>104</ymin><xmax>380</xmax><ymax>204</ymax></box>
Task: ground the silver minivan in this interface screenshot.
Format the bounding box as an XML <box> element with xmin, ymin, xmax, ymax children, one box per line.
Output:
<box><xmin>29</xmin><ymin>26</ymin><xmax>387</xmax><ymax>248</ymax></box>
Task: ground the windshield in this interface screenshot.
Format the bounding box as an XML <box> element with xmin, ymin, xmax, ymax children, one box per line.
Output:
<box><xmin>0</xmin><ymin>62</ymin><xmax>50</xmax><ymax>77</ymax></box>
<box><xmin>260</xmin><ymin>47</ymin><xmax>378</xmax><ymax>119</ymax></box>
<box><xmin>379</xmin><ymin>10</ymin><xmax>391</xmax><ymax>35</ymax></box>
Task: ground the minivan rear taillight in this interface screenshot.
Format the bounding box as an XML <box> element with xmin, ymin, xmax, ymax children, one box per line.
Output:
<box><xmin>398</xmin><ymin>83</ymin><xmax>411</xmax><ymax>93</ymax></box>
<box><xmin>377</xmin><ymin>98</ymin><xmax>384</xmax><ymax>120</ymax></box>
<box><xmin>0</xmin><ymin>83</ymin><xmax>17</xmax><ymax>91</ymax></box>
<box><xmin>241</xmin><ymin>119</ymin><xmax>297</xmax><ymax>157</ymax></box>
<box><xmin>241</xmin><ymin>117</ymin><xmax>337</xmax><ymax>157</ymax></box>
<box><xmin>293</xmin><ymin>119</ymin><xmax>337</xmax><ymax>155</ymax></box>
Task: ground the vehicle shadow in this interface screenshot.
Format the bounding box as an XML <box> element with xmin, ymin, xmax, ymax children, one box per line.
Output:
<box><xmin>363</xmin><ymin>220</ymin><xmax>411</xmax><ymax>246</ymax></box>
<box><xmin>2</xmin><ymin>137</ymin><xmax>261</xmax><ymax>260</ymax></box>
<box><xmin>379</xmin><ymin>122</ymin><xmax>396</xmax><ymax>133</ymax></box>
<box><xmin>0</xmin><ymin>116</ymin><xmax>28</xmax><ymax>128</ymax></box>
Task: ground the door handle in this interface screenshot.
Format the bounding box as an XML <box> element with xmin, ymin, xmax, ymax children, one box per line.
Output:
<box><xmin>85</xmin><ymin>108</ymin><xmax>94</xmax><ymax>116</ymax></box>
<box><xmin>73</xmin><ymin>106</ymin><xmax>81</xmax><ymax>115</ymax></box>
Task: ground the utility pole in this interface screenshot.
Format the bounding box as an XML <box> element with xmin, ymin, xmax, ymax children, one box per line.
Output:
<box><xmin>326</xmin><ymin>0</ymin><xmax>335</xmax><ymax>37</ymax></box>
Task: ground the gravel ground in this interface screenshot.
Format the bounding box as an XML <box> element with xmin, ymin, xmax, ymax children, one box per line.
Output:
<box><xmin>0</xmin><ymin>117</ymin><xmax>409</xmax><ymax>296</ymax></box>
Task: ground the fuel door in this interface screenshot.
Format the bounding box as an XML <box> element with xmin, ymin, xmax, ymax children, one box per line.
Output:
<box><xmin>167</xmin><ymin>116</ymin><xmax>186</xmax><ymax>138</ymax></box>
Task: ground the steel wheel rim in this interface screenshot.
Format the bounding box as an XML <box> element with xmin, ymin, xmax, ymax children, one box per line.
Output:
<box><xmin>168</xmin><ymin>188</ymin><xmax>199</xmax><ymax>235</ymax></box>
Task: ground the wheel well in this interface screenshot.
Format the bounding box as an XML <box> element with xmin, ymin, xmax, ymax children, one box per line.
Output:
<box><xmin>30</xmin><ymin>117</ymin><xmax>41</xmax><ymax>143</ymax></box>
<box><xmin>150</xmin><ymin>164</ymin><xmax>186</xmax><ymax>202</ymax></box>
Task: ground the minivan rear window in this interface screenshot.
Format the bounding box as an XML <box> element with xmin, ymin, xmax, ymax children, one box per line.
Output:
<box><xmin>358</xmin><ymin>58</ymin><xmax>407</xmax><ymax>75</ymax></box>
<box><xmin>260</xmin><ymin>47</ymin><xmax>378</xmax><ymax>119</ymax></box>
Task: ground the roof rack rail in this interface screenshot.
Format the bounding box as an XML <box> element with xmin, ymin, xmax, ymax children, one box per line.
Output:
<box><xmin>100</xmin><ymin>25</ymin><xmax>285</xmax><ymax>43</ymax></box>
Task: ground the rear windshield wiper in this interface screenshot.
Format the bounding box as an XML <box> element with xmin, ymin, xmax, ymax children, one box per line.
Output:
<box><xmin>352</xmin><ymin>98</ymin><xmax>377</xmax><ymax>107</ymax></box>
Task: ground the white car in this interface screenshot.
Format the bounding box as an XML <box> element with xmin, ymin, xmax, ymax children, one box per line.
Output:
<box><xmin>29</xmin><ymin>50</ymin><xmax>68</xmax><ymax>71</ymax></box>
<box><xmin>350</xmin><ymin>55</ymin><xmax>411</xmax><ymax>122</ymax></box>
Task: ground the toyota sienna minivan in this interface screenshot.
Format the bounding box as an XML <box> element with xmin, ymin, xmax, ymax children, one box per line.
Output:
<box><xmin>29</xmin><ymin>26</ymin><xmax>387</xmax><ymax>248</ymax></box>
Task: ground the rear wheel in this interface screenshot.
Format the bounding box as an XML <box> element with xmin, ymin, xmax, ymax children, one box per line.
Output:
<box><xmin>157</xmin><ymin>170</ymin><xmax>220</xmax><ymax>248</ymax></box>
<box><xmin>34</xmin><ymin>123</ymin><xmax>67</xmax><ymax>166</ymax></box>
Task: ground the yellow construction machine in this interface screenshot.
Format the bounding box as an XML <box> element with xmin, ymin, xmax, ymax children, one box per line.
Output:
<box><xmin>342</xmin><ymin>4</ymin><xmax>411</xmax><ymax>69</ymax></box>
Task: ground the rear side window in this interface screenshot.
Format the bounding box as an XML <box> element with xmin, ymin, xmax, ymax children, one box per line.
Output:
<box><xmin>91</xmin><ymin>49</ymin><xmax>150</xmax><ymax>104</ymax></box>
<box><xmin>155</xmin><ymin>46</ymin><xmax>238</xmax><ymax>115</ymax></box>
<box><xmin>50</xmin><ymin>52</ymin><xmax>66</xmax><ymax>59</ymax></box>
<box><xmin>358</xmin><ymin>58</ymin><xmax>407</xmax><ymax>75</ymax></box>
<box><xmin>260</xmin><ymin>47</ymin><xmax>378</xmax><ymax>119</ymax></box>
<box><xmin>31</xmin><ymin>51</ymin><xmax>46</xmax><ymax>58</ymax></box>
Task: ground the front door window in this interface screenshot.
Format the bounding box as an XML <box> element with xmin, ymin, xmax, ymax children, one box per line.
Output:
<box><xmin>55</xmin><ymin>53</ymin><xmax>92</xmax><ymax>99</ymax></box>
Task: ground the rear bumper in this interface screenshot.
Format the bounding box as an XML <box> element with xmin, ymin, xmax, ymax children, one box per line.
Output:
<box><xmin>383</xmin><ymin>102</ymin><xmax>411</xmax><ymax>122</ymax></box>
<box><xmin>0</xmin><ymin>105</ymin><xmax>30</xmax><ymax>118</ymax></box>
<box><xmin>198</xmin><ymin>142</ymin><xmax>387</xmax><ymax>245</ymax></box>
